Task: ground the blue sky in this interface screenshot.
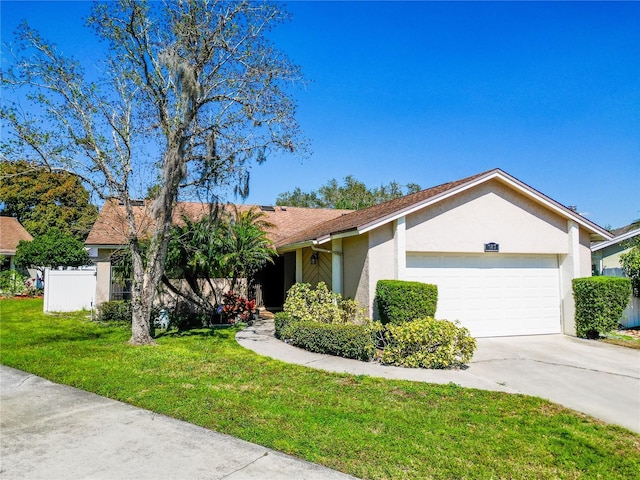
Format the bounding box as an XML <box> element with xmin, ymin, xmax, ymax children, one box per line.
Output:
<box><xmin>2</xmin><ymin>1</ymin><xmax>639</xmax><ymax>229</ymax></box>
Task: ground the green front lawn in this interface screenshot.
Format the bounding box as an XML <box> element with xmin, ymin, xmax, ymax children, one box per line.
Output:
<box><xmin>1</xmin><ymin>298</ymin><xmax>639</xmax><ymax>479</ymax></box>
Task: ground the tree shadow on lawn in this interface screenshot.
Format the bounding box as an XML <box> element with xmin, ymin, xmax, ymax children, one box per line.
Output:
<box><xmin>154</xmin><ymin>325</ymin><xmax>238</xmax><ymax>340</ymax></box>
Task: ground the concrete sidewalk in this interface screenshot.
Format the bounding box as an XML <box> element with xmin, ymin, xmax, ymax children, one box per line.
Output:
<box><xmin>236</xmin><ymin>318</ymin><xmax>640</xmax><ymax>433</ymax></box>
<box><xmin>0</xmin><ymin>366</ymin><xmax>357</xmax><ymax>480</ymax></box>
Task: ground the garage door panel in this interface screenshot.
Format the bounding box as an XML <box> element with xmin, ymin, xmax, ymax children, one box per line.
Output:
<box><xmin>405</xmin><ymin>253</ymin><xmax>561</xmax><ymax>337</ymax></box>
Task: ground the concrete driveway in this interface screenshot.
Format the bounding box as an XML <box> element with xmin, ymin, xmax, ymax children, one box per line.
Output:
<box><xmin>237</xmin><ymin>321</ymin><xmax>640</xmax><ymax>433</ymax></box>
<box><xmin>469</xmin><ymin>335</ymin><xmax>640</xmax><ymax>433</ymax></box>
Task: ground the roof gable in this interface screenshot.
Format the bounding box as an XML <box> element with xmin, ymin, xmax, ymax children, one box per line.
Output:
<box><xmin>276</xmin><ymin>168</ymin><xmax>612</xmax><ymax>249</ymax></box>
<box><xmin>0</xmin><ymin>217</ymin><xmax>33</xmax><ymax>254</ymax></box>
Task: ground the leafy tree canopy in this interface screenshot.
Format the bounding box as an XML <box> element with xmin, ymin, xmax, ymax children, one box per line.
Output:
<box><xmin>276</xmin><ymin>176</ymin><xmax>421</xmax><ymax>210</ymax></box>
<box><xmin>14</xmin><ymin>229</ymin><xmax>91</xmax><ymax>274</ymax></box>
<box><xmin>0</xmin><ymin>160</ymin><xmax>98</xmax><ymax>240</ymax></box>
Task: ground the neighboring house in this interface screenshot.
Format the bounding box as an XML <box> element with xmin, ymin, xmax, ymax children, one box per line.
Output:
<box><xmin>591</xmin><ymin>224</ymin><xmax>640</xmax><ymax>277</ymax></box>
<box><xmin>0</xmin><ymin>216</ymin><xmax>33</xmax><ymax>271</ymax></box>
<box><xmin>591</xmin><ymin>223</ymin><xmax>640</xmax><ymax>328</ymax></box>
<box><xmin>86</xmin><ymin>168</ymin><xmax>612</xmax><ymax>337</ymax></box>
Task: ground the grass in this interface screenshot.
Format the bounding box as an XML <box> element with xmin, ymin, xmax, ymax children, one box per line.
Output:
<box><xmin>2</xmin><ymin>298</ymin><xmax>640</xmax><ymax>479</ymax></box>
<box><xmin>603</xmin><ymin>332</ymin><xmax>640</xmax><ymax>350</ymax></box>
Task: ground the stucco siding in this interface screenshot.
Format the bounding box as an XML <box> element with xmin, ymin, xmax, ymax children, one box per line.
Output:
<box><xmin>579</xmin><ymin>230</ymin><xmax>592</xmax><ymax>277</ymax></box>
<box><xmin>405</xmin><ymin>180</ymin><xmax>568</xmax><ymax>254</ymax></box>
<box><xmin>596</xmin><ymin>244</ymin><xmax>633</xmax><ymax>273</ymax></box>
<box><xmin>94</xmin><ymin>248</ymin><xmax>117</xmax><ymax>305</ymax></box>
<box><xmin>342</xmin><ymin>234</ymin><xmax>369</xmax><ymax>308</ymax></box>
<box><xmin>367</xmin><ymin>224</ymin><xmax>395</xmax><ymax>319</ymax></box>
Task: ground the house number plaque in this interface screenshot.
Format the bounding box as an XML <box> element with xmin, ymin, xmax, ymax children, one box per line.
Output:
<box><xmin>484</xmin><ymin>242</ymin><xmax>499</xmax><ymax>252</ymax></box>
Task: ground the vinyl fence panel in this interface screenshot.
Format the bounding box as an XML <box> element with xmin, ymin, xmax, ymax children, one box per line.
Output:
<box><xmin>44</xmin><ymin>268</ymin><xmax>97</xmax><ymax>312</ymax></box>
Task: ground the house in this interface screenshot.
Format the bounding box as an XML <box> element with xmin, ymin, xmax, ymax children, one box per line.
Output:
<box><xmin>86</xmin><ymin>168</ymin><xmax>612</xmax><ymax>337</ymax></box>
<box><xmin>85</xmin><ymin>200</ymin><xmax>350</xmax><ymax>307</ymax></box>
<box><xmin>0</xmin><ymin>217</ymin><xmax>33</xmax><ymax>271</ymax></box>
<box><xmin>591</xmin><ymin>223</ymin><xmax>640</xmax><ymax>327</ymax></box>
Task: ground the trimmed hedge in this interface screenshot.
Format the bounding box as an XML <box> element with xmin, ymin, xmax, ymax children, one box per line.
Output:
<box><xmin>274</xmin><ymin>313</ymin><xmax>376</xmax><ymax>361</ymax></box>
<box><xmin>375</xmin><ymin>280</ymin><xmax>438</xmax><ymax>324</ymax></box>
<box><xmin>380</xmin><ymin>317</ymin><xmax>476</xmax><ymax>369</ymax></box>
<box><xmin>274</xmin><ymin>312</ymin><xmax>295</xmax><ymax>339</ymax></box>
<box><xmin>573</xmin><ymin>277</ymin><xmax>632</xmax><ymax>339</ymax></box>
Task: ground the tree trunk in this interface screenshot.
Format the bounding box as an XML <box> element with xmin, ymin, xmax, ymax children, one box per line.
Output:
<box><xmin>128</xmin><ymin>240</ymin><xmax>155</xmax><ymax>346</ymax></box>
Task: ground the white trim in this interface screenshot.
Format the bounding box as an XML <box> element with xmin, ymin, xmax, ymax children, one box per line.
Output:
<box><xmin>84</xmin><ymin>244</ymin><xmax>128</xmax><ymax>251</ymax></box>
<box><xmin>591</xmin><ymin>227</ymin><xmax>640</xmax><ymax>252</ymax></box>
<box><xmin>394</xmin><ymin>216</ymin><xmax>406</xmax><ymax>279</ymax></box>
<box><xmin>331</xmin><ymin>238</ymin><xmax>343</xmax><ymax>295</ymax></box>
<box><xmin>276</xmin><ymin>170</ymin><xmax>613</xmax><ymax>252</ymax></box>
<box><xmin>357</xmin><ymin>170</ymin><xmax>612</xmax><ymax>240</ymax></box>
<box><xmin>295</xmin><ymin>249</ymin><xmax>303</xmax><ymax>283</ymax></box>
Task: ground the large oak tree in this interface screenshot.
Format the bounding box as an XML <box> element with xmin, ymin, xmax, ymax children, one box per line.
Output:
<box><xmin>1</xmin><ymin>0</ymin><xmax>305</xmax><ymax>344</ymax></box>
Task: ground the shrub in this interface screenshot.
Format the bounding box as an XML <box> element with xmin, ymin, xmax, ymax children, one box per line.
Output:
<box><xmin>274</xmin><ymin>312</ymin><xmax>295</xmax><ymax>339</ymax></box>
<box><xmin>375</xmin><ymin>280</ymin><xmax>438</xmax><ymax>324</ymax></box>
<box><xmin>620</xmin><ymin>243</ymin><xmax>640</xmax><ymax>297</ymax></box>
<box><xmin>0</xmin><ymin>270</ymin><xmax>28</xmax><ymax>297</ymax></box>
<box><xmin>95</xmin><ymin>300</ymin><xmax>131</xmax><ymax>323</ymax></box>
<box><xmin>283</xmin><ymin>282</ymin><xmax>367</xmax><ymax>325</ymax></box>
<box><xmin>280</xmin><ymin>321</ymin><xmax>377</xmax><ymax>361</ymax></box>
<box><xmin>169</xmin><ymin>301</ymin><xmax>206</xmax><ymax>331</ymax></box>
<box><xmin>379</xmin><ymin>317</ymin><xmax>476</xmax><ymax>369</ymax></box>
<box><xmin>218</xmin><ymin>291</ymin><xmax>256</xmax><ymax>324</ymax></box>
<box><xmin>573</xmin><ymin>277</ymin><xmax>632</xmax><ymax>338</ymax></box>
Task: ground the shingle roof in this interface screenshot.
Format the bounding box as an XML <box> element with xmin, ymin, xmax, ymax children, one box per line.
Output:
<box><xmin>84</xmin><ymin>199</ymin><xmax>351</xmax><ymax>247</ymax></box>
<box><xmin>274</xmin><ymin>167</ymin><xmax>612</xmax><ymax>248</ymax></box>
<box><xmin>0</xmin><ymin>217</ymin><xmax>33</xmax><ymax>255</ymax></box>
<box><xmin>274</xmin><ymin>169</ymin><xmax>493</xmax><ymax>248</ymax></box>
<box><xmin>86</xmin><ymin>168</ymin><xmax>612</xmax><ymax>250</ymax></box>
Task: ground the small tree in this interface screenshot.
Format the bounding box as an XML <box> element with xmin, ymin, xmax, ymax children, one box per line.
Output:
<box><xmin>14</xmin><ymin>229</ymin><xmax>91</xmax><ymax>277</ymax></box>
<box><xmin>620</xmin><ymin>237</ymin><xmax>640</xmax><ymax>297</ymax></box>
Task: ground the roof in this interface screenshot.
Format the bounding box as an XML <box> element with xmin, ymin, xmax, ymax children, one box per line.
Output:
<box><xmin>275</xmin><ymin>168</ymin><xmax>613</xmax><ymax>250</ymax></box>
<box><xmin>85</xmin><ymin>199</ymin><xmax>351</xmax><ymax>247</ymax></box>
<box><xmin>610</xmin><ymin>221</ymin><xmax>640</xmax><ymax>238</ymax></box>
<box><xmin>591</xmin><ymin>226</ymin><xmax>640</xmax><ymax>252</ymax></box>
<box><xmin>0</xmin><ymin>217</ymin><xmax>33</xmax><ymax>255</ymax></box>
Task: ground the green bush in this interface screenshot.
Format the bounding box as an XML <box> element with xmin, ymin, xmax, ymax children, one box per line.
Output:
<box><xmin>280</xmin><ymin>321</ymin><xmax>377</xmax><ymax>361</ymax></box>
<box><xmin>274</xmin><ymin>312</ymin><xmax>295</xmax><ymax>339</ymax></box>
<box><xmin>379</xmin><ymin>317</ymin><xmax>476</xmax><ymax>369</ymax></box>
<box><xmin>0</xmin><ymin>270</ymin><xmax>28</xmax><ymax>297</ymax></box>
<box><xmin>620</xmin><ymin>243</ymin><xmax>640</xmax><ymax>297</ymax></box>
<box><xmin>283</xmin><ymin>282</ymin><xmax>368</xmax><ymax>325</ymax></box>
<box><xmin>95</xmin><ymin>300</ymin><xmax>132</xmax><ymax>323</ymax></box>
<box><xmin>573</xmin><ymin>277</ymin><xmax>632</xmax><ymax>338</ymax></box>
<box><xmin>169</xmin><ymin>301</ymin><xmax>206</xmax><ymax>331</ymax></box>
<box><xmin>375</xmin><ymin>280</ymin><xmax>438</xmax><ymax>324</ymax></box>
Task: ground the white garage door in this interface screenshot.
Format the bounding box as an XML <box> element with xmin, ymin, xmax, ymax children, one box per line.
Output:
<box><xmin>404</xmin><ymin>253</ymin><xmax>561</xmax><ymax>337</ymax></box>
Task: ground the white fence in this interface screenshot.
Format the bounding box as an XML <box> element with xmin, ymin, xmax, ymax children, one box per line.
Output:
<box><xmin>44</xmin><ymin>268</ymin><xmax>97</xmax><ymax>312</ymax></box>
<box><xmin>622</xmin><ymin>296</ymin><xmax>640</xmax><ymax>328</ymax></box>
